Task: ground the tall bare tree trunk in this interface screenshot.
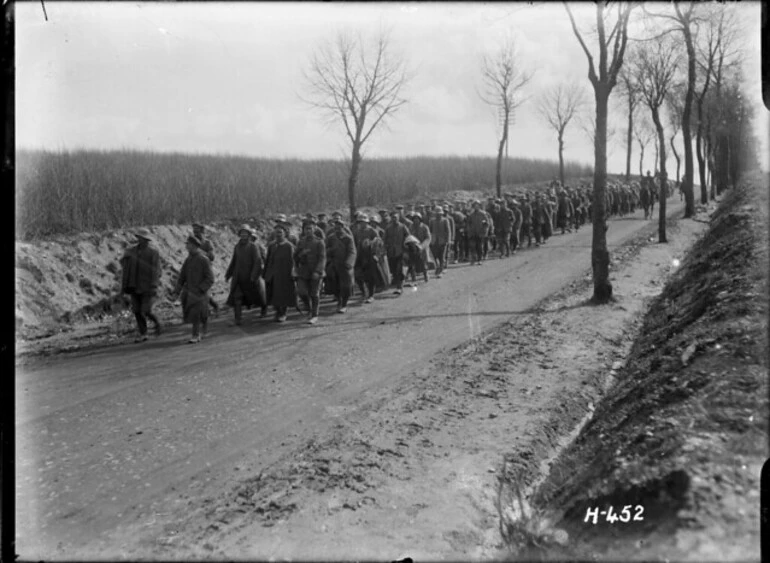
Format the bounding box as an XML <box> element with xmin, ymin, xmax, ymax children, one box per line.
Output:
<box><xmin>495</xmin><ymin>117</ymin><xmax>509</xmax><ymax>198</ymax></box>
<box><xmin>625</xmin><ymin>98</ymin><xmax>633</xmax><ymax>181</ymax></box>
<box><xmin>696</xmin><ymin>120</ymin><xmax>708</xmax><ymax>204</ymax></box>
<box><xmin>639</xmin><ymin>145</ymin><xmax>645</xmax><ymax>178</ymax></box>
<box><xmin>652</xmin><ymin>108</ymin><xmax>667</xmax><ymax>243</ymax></box>
<box><xmin>591</xmin><ymin>84</ymin><xmax>612</xmax><ymax>303</ymax></box>
<box><xmin>670</xmin><ymin>135</ymin><xmax>680</xmax><ymax>183</ymax></box>
<box><xmin>348</xmin><ymin>143</ymin><xmax>362</xmax><ymax>222</ymax></box>
<box><xmin>558</xmin><ymin>131</ymin><xmax>565</xmax><ymax>187</ymax></box>
<box><xmin>681</xmin><ymin>23</ymin><xmax>696</xmax><ymax>217</ymax></box>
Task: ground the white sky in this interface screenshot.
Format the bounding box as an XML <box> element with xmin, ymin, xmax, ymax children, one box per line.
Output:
<box><xmin>16</xmin><ymin>2</ymin><xmax>769</xmax><ymax>174</ymax></box>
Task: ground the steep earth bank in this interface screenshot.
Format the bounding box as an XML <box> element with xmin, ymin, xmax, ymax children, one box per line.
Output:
<box><xmin>501</xmin><ymin>177</ymin><xmax>768</xmax><ymax>561</ymax></box>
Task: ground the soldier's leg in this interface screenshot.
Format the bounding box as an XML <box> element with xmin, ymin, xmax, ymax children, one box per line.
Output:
<box><xmin>309</xmin><ymin>278</ymin><xmax>321</xmax><ymax>318</ymax></box>
<box><xmin>339</xmin><ymin>267</ymin><xmax>352</xmax><ymax>308</ymax></box>
<box><xmin>131</xmin><ymin>294</ymin><xmax>148</xmax><ymax>337</ymax></box>
<box><xmin>296</xmin><ymin>279</ymin><xmax>311</xmax><ymax>312</ymax></box>
<box><xmin>141</xmin><ymin>294</ymin><xmax>161</xmax><ymax>334</ymax></box>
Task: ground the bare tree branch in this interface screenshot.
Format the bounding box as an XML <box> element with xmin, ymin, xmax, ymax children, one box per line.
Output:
<box><xmin>478</xmin><ymin>34</ymin><xmax>534</xmax><ymax>196</ymax></box>
<box><xmin>301</xmin><ymin>29</ymin><xmax>411</xmax><ymax>220</ymax></box>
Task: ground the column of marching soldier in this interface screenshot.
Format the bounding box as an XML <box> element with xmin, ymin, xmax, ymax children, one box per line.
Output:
<box><xmin>120</xmin><ymin>174</ymin><xmax>674</xmax><ymax>343</ymax></box>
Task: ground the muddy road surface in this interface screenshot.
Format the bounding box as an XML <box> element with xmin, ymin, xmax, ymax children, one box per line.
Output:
<box><xmin>16</xmin><ymin>201</ymin><xmax>683</xmax><ymax>559</ymax></box>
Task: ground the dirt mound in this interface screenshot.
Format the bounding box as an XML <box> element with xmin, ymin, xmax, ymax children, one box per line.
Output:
<box><xmin>506</xmin><ymin>177</ymin><xmax>768</xmax><ymax>560</ymax></box>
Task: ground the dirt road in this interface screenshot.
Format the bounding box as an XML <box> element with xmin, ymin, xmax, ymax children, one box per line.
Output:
<box><xmin>16</xmin><ymin>201</ymin><xmax>684</xmax><ymax>559</ymax></box>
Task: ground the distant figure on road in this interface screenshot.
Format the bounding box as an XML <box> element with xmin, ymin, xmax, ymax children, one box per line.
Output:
<box><xmin>639</xmin><ymin>181</ymin><xmax>651</xmax><ymax>219</ymax></box>
<box><xmin>225</xmin><ymin>225</ymin><xmax>265</xmax><ymax>326</ymax></box>
<box><xmin>120</xmin><ymin>228</ymin><xmax>162</xmax><ymax>343</ymax></box>
<box><xmin>263</xmin><ymin>224</ymin><xmax>296</xmax><ymax>322</ymax></box>
<box><xmin>174</xmin><ymin>234</ymin><xmax>214</xmax><ymax>344</ymax></box>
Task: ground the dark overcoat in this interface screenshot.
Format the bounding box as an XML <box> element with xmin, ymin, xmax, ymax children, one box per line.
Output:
<box><xmin>176</xmin><ymin>251</ymin><xmax>214</xmax><ymax>324</ymax></box>
<box><xmin>263</xmin><ymin>240</ymin><xmax>296</xmax><ymax>308</ymax></box>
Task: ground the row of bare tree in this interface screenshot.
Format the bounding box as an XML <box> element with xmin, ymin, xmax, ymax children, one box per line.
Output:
<box><xmin>301</xmin><ymin>2</ymin><xmax>759</xmax><ymax>304</ymax></box>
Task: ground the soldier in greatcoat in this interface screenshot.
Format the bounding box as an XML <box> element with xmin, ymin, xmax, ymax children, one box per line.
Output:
<box><xmin>408</xmin><ymin>212</ymin><xmax>432</xmax><ymax>282</ymax></box>
<box><xmin>466</xmin><ymin>201</ymin><xmax>488</xmax><ymax>265</ymax></box>
<box><xmin>384</xmin><ymin>210</ymin><xmax>411</xmax><ymax>295</ymax></box>
<box><xmin>192</xmin><ymin>222</ymin><xmax>220</xmax><ymax>316</ymax></box>
<box><xmin>225</xmin><ymin>225</ymin><xmax>265</xmax><ymax>326</ymax></box>
<box><xmin>443</xmin><ymin>205</ymin><xmax>455</xmax><ymax>265</ymax></box>
<box><xmin>451</xmin><ymin>203</ymin><xmax>467</xmax><ymax>263</ymax></box>
<box><xmin>557</xmin><ymin>190</ymin><xmax>573</xmax><ymax>235</ymax></box>
<box><xmin>263</xmin><ymin>224</ymin><xmax>296</xmax><ymax>322</ymax></box>
<box><xmin>495</xmin><ymin>200</ymin><xmax>514</xmax><ymax>258</ymax></box>
<box><xmin>520</xmin><ymin>194</ymin><xmax>533</xmax><ymax>248</ymax></box>
<box><xmin>429</xmin><ymin>207</ymin><xmax>451</xmax><ymax>278</ymax></box>
<box><xmin>508</xmin><ymin>198</ymin><xmax>523</xmax><ymax>254</ymax></box>
<box><xmin>174</xmin><ymin>234</ymin><xmax>214</xmax><ymax>344</ymax></box>
<box><xmin>326</xmin><ymin>218</ymin><xmax>356</xmax><ymax>313</ymax></box>
<box><xmin>352</xmin><ymin>213</ymin><xmax>381</xmax><ymax>303</ymax></box>
<box><xmin>120</xmin><ymin>228</ymin><xmax>162</xmax><ymax>342</ymax></box>
<box><xmin>294</xmin><ymin>220</ymin><xmax>326</xmax><ymax>324</ymax></box>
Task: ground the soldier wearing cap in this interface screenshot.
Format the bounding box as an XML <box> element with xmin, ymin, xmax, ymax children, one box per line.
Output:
<box><xmin>495</xmin><ymin>199</ymin><xmax>514</xmax><ymax>258</ymax></box>
<box><xmin>174</xmin><ymin>234</ymin><xmax>214</xmax><ymax>343</ymax></box>
<box><xmin>325</xmin><ymin>216</ymin><xmax>356</xmax><ymax>313</ymax></box>
<box><xmin>317</xmin><ymin>213</ymin><xmax>328</xmax><ymax>234</ymax></box>
<box><xmin>268</xmin><ymin>214</ymin><xmax>299</xmax><ymax>246</ymax></box>
<box><xmin>532</xmin><ymin>193</ymin><xmax>548</xmax><ymax>246</ymax></box>
<box><xmin>369</xmin><ymin>214</ymin><xmax>385</xmax><ymax>239</ymax></box>
<box><xmin>451</xmin><ymin>202</ymin><xmax>467</xmax><ymax>263</ymax></box>
<box><xmin>384</xmin><ymin>210</ymin><xmax>411</xmax><ymax>294</ymax></box>
<box><xmin>192</xmin><ymin>222</ymin><xmax>222</xmax><ymax>316</ymax></box>
<box><xmin>443</xmin><ymin>205</ymin><xmax>455</xmax><ymax>264</ymax></box>
<box><xmin>225</xmin><ymin>224</ymin><xmax>265</xmax><ymax>326</ymax></box>
<box><xmin>264</xmin><ymin>223</ymin><xmax>296</xmax><ymax>322</ymax></box>
<box><xmin>465</xmin><ymin>201</ymin><xmax>488</xmax><ymax>265</ymax></box>
<box><xmin>294</xmin><ymin>219</ymin><xmax>326</xmax><ymax>324</ymax></box>
<box><xmin>407</xmin><ymin>211</ymin><xmax>432</xmax><ymax>283</ymax></box>
<box><xmin>394</xmin><ymin>204</ymin><xmax>410</xmax><ymax>229</ymax></box>
<box><xmin>120</xmin><ymin>228</ymin><xmax>162</xmax><ymax>342</ymax></box>
<box><xmin>520</xmin><ymin>194</ymin><xmax>533</xmax><ymax>248</ymax></box>
<box><xmin>556</xmin><ymin>189</ymin><xmax>573</xmax><ymax>235</ymax></box>
<box><xmin>508</xmin><ymin>197</ymin><xmax>523</xmax><ymax>254</ymax></box>
<box><xmin>350</xmin><ymin>213</ymin><xmax>378</xmax><ymax>302</ymax></box>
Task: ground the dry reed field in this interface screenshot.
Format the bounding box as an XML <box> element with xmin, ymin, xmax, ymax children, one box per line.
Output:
<box><xmin>15</xmin><ymin>149</ymin><xmax>592</xmax><ymax>239</ymax></box>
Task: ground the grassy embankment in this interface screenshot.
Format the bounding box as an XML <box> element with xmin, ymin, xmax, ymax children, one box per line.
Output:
<box><xmin>16</xmin><ymin>149</ymin><xmax>592</xmax><ymax>240</ymax></box>
<box><xmin>501</xmin><ymin>173</ymin><xmax>768</xmax><ymax>560</ymax></box>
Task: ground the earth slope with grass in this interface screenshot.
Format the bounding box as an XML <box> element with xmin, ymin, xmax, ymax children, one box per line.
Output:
<box><xmin>500</xmin><ymin>175</ymin><xmax>768</xmax><ymax>561</ymax></box>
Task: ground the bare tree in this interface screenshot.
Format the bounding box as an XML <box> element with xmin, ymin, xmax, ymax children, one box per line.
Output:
<box><xmin>616</xmin><ymin>64</ymin><xmax>642</xmax><ymax>182</ymax></box>
<box><xmin>665</xmin><ymin>82</ymin><xmax>685</xmax><ymax>184</ymax></box>
<box><xmin>694</xmin><ymin>5</ymin><xmax>739</xmax><ymax>204</ymax></box>
<box><xmin>537</xmin><ymin>83</ymin><xmax>584</xmax><ymax>187</ymax></box>
<box><xmin>631</xmin><ymin>39</ymin><xmax>681</xmax><ymax>243</ymax></box>
<box><xmin>302</xmin><ymin>30</ymin><xmax>410</xmax><ymax>221</ymax></box>
<box><xmin>633</xmin><ymin>113</ymin><xmax>654</xmax><ymax>178</ymax></box>
<box><xmin>479</xmin><ymin>36</ymin><xmax>534</xmax><ymax>198</ymax></box>
<box><xmin>565</xmin><ymin>1</ymin><xmax>637</xmax><ymax>303</ymax></box>
<box><xmin>644</xmin><ymin>3</ymin><xmax>707</xmax><ymax>218</ymax></box>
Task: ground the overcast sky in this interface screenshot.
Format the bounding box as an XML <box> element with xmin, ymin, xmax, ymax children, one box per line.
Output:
<box><xmin>16</xmin><ymin>2</ymin><xmax>768</xmax><ymax>173</ymax></box>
